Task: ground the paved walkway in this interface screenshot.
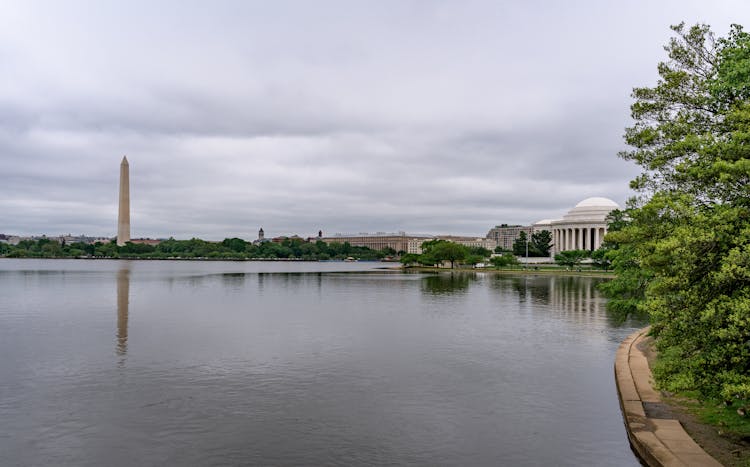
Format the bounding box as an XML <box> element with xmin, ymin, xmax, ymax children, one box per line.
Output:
<box><xmin>615</xmin><ymin>327</ymin><xmax>722</xmax><ymax>467</ymax></box>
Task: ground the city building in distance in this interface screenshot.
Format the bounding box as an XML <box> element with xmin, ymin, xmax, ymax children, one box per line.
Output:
<box><xmin>318</xmin><ymin>232</ymin><xmax>495</xmax><ymax>255</ymax></box>
<box><xmin>319</xmin><ymin>232</ymin><xmax>430</xmax><ymax>253</ymax></box>
<box><xmin>485</xmin><ymin>224</ymin><xmax>533</xmax><ymax>251</ymax></box>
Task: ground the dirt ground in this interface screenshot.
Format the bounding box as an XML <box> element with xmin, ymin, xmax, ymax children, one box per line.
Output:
<box><xmin>638</xmin><ymin>337</ymin><xmax>750</xmax><ymax>466</ymax></box>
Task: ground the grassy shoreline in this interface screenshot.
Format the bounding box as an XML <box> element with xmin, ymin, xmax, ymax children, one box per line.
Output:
<box><xmin>402</xmin><ymin>265</ymin><xmax>616</xmax><ymax>278</ymax></box>
<box><xmin>640</xmin><ymin>336</ymin><xmax>750</xmax><ymax>465</ymax></box>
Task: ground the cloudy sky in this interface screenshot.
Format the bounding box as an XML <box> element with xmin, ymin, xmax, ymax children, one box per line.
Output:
<box><xmin>1</xmin><ymin>1</ymin><xmax>747</xmax><ymax>239</ymax></box>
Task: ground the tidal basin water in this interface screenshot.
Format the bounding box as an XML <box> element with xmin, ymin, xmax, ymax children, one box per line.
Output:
<box><xmin>0</xmin><ymin>259</ymin><xmax>646</xmax><ymax>466</ymax></box>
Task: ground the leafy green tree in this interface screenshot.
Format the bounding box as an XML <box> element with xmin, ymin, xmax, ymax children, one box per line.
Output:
<box><xmin>70</xmin><ymin>241</ymin><xmax>95</xmax><ymax>256</ymax></box>
<box><xmin>221</xmin><ymin>237</ymin><xmax>248</xmax><ymax>253</ymax></box>
<box><xmin>467</xmin><ymin>246</ymin><xmax>491</xmax><ymax>258</ymax></box>
<box><xmin>490</xmin><ymin>253</ymin><xmax>519</xmax><ymax>268</ymax></box>
<box><xmin>464</xmin><ymin>254</ymin><xmax>484</xmax><ymax>267</ymax></box>
<box><xmin>512</xmin><ymin>231</ymin><xmax>528</xmax><ymax>256</ymax></box>
<box><xmin>381</xmin><ymin>247</ymin><xmax>397</xmax><ymax>256</ymax></box>
<box><xmin>41</xmin><ymin>241</ymin><xmax>62</xmax><ymax>257</ymax></box>
<box><xmin>120</xmin><ymin>242</ymin><xmax>156</xmax><ymax>255</ymax></box>
<box><xmin>604</xmin><ymin>23</ymin><xmax>750</xmax><ymax>403</ymax></box>
<box><xmin>428</xmin><ymin>241</ymin><xmax>468</xmax><ymax>268</ymax></box>
<box><xmin>529</xmin><ymin>230</ymin><xmax>552</xmax><ymax>257</ymax></box>
<box><xmin>399</xmin><ymin>253</ymin><xmax>420</xmax><ymax>266</ymax></box>
<box><xmin>590</xmin><ymin>248</ymin><xmax>611</xmax><ymax>270</ymax></box>
<box><xmin>417</xmin><ymin>253</ymin><xmax>438</xmax><ymax>267</ymax></box>
<box><xmin>554</xmin><ymin>249</ymin><xmax>589</xmax><ymax>268</ymax></box>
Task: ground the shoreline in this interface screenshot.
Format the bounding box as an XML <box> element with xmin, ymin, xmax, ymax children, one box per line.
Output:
<box><xmin>0</xmin><ymin>256</ymin><xmax>397</xmax><ymax>262</ymax></box>
<box><xmin>614</xmin><ymin>328</ymin><xmax>722</xmax><ymax>466</ymax></box>
<box><xmin>0</xmin><ymin>258</ymin><xmax>615</xmax><ymax>277</ymax></box>
<box><xmin>404</xmin><ymin>265</ymin><xmax>616</xmax><ymax>278</ymax></box>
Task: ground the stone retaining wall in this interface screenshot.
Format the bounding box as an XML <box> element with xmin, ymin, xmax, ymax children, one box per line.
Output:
<box><xmin>615</xmin><ymin>328</ymin><xmax>722</xmax><ymax>466</ymax></box>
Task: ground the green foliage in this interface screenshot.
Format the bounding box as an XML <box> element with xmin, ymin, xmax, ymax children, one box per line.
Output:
<box><xmin>512</xmin><ymin>231</ymin><xmax>528</xmax><ymax>256</ymax></box>
<box><xmin>490</xmin><ymin>253</ymin><xmax>519</xmax><ymax>268</ymax></box>
<box><xmin>399</xmin><ymin>253</ymin><xmax>420</xmax><ymax>266</ymax></box>
<box><xmin>511</xmin><ymin>230</ymin><xmax>550</xmax><ymax>257</ymax></box>
<box><xmin>221</xmin><ymin>237</ymin><xmax>248</xmax><ymax>252</ymax></box>
<box><xmin>464</xmin><ymin>254</ymin><xmax>484</xmax><ymax>267</ymax></box>
<box><xmin>0</xmin><ymin>236</ymin><xmax>395</xmax><ymax>261</ymax></box>
<box><xmin>467</xmin><ymin>246</ymin><xmax>491</xmax><ymax>257</ymax></box>
<box><xmin>426</xmin><ymin>241</ymin><xmax>468</xmax><ymax>268</ymax></box>
<box><xmin>553</xmin><ymin>249</ymin><xmax>590</xmax><ymax>267</ymax></box>
<box><xmin>604</xmin><ymin>22</ymin><xmax>750</xmax><ymax>405</ymax></box>
<box><xmin>405</xmin><ymin>240</ymin><xmax>473</xmax><ymax>269</ymax></box>
<box><xmin>590</xmin><ymin>248</ymin><xmax>611</xmax><ymax>270</ymax></box>
<box><xmin>530</xmin><ymin>230</ymin><xmax>552</xmax><ymax>257</ymax></box>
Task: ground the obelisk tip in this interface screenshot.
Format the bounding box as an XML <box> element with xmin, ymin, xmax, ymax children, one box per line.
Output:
<box><xmin>121</xmin><ymin>155</ymin><xmax>128</xmax><ymax>164</ymax></box>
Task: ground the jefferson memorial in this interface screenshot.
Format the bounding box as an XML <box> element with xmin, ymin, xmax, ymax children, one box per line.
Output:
<box><xmin>533</xmin><ymin>197</ymin><xmax>620</xmax><ymax>255</ymax></box>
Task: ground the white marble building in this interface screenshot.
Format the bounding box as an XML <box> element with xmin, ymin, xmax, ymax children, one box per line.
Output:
<box><xmin>547</xmin><ymin>197</ymin><xmax>620</xmax><ymax>254</ymax></box>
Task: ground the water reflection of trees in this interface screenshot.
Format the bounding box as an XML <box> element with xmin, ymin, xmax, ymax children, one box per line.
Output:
<box><xmin>254</xmin><ymin>272</ymin><xmax>325</xmax><ymax>294</ymax></box>
<box><xmin>420</xmin><ymin>273</ymin><xmax>473</xmax><ymax>295</ymax></box>
<box><xmin>220</xmin><ymin>272</ymin><xmax>246</xmax><ymax>289</ymax></box>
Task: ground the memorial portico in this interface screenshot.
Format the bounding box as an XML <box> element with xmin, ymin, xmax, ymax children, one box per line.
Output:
<box><xmin>550</xmin><ymin>197</ymin><xmax>619</xmax><ymax>255</ymax></box>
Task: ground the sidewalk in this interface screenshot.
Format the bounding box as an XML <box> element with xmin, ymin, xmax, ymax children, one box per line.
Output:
<box><xmin>615</xmin><ymin>327</ymin><xmax>722</xmax><ymax>467</ymax></box>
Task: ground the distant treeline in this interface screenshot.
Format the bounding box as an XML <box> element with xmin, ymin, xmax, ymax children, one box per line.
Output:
<box><xmin>0</xmin><ymin>237</ymin><xmax>396</xmax><ymax>261</ymax></box>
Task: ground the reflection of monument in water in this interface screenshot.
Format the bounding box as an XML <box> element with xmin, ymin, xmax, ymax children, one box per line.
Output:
<box><xmin>547</xmin><ymin>276</ymin><xmax>603</xmax><ymax>324</ymax></box>
<box><xmin>117</xmin><ymin>265</ymin><xmax>130</xmax><ymax>356</ymax></box>
<box><xmin>499</xmin><ymin>275</ymin><xmax>606</xmax><ymax>324</ymax></box>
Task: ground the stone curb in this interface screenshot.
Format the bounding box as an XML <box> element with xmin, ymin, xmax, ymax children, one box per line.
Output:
<box><xmin>615</xmin><ymin>327</ymin><xmax>723</xmax><ymax>467</ymax></box>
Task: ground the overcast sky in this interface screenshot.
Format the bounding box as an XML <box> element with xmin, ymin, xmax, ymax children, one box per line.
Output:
<box><xmin>1</xmin><ymin>1</ymin><xmax>747</xmax><ymax>239</ymax></box>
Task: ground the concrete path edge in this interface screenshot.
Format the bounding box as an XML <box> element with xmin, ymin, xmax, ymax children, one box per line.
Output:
<box><xmin>615</xmin><ymin>327</ymin><xmax>723</xmax><ymax>466</ymax></box>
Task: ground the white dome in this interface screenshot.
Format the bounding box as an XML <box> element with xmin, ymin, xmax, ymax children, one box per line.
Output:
<box><xmin>534</xmin><ymin>219</ymin><xmax>554</xmax><ymax>225</ymax></box>
<box><xmin>552</xmin><ymin>196</ymin><xmax>620</xmax><ymax>224</ymax></box>
<box><xmin>575</xmin><ymin>197</ymin><xmax>620</xmax><ymax>209</ymax></box>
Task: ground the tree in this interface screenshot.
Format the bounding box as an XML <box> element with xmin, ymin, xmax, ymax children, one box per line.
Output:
<box><xmin>490</xmin><ymin>253</ymin><xmax>519</xmax><ymax>268</ymax></box>
<box><xmin>604</xmin><ymin>23</ymin><xmax>750</xmax><ymax>403</ymax></box>
<box><xmin>381</xmin><ymin>247</ymin><xmax>397</xmax><ymax>256</ymax></box>
<box><xmin>222</xmin><ymin>237</ymin><xmax>247</xmax><ymax>253</ymax></box>
<box><xmin>512</xmin><ymin>231</ymin><xmax>528</xmax><ymax>256</ymax></box>
<box><xmin>399</xmin><ymin>253</ymin><xmax>420</xmax><ymax>266</ymax></box>
<box><xmin>590</xmin><ymin>248</ymin><xmax>611</xmax><ymax>270</ymax></box>
<box><xmin>529</xmin><ymin>230</ymin><xmax>552</xmax><ymax>257</ymax></box>
<box><xmin>422</xmin><ymin>240</ymin><xmax>468</xmax><ymax>269</ymax></box>
<box><xmin>467</xmin><ymin>246</ymin><xmax>491</xmax><ymax>258</ymax></box>
<box><xmin>554</xmin><ymin>250</ymin><xmax>589</xmax><ymax>268</ymax></box>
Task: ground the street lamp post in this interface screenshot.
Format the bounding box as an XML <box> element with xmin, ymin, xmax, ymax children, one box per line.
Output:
<box><xmin>525</xmin><ymin>233</ymin><xmax>529</xmax><ymax>269</ymax></box>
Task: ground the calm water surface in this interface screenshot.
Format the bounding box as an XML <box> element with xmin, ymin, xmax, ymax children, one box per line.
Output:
<box><xmin>0</xmin><ymin>259</ymin><xmax>646</xmax><ymax>466</ymax></box>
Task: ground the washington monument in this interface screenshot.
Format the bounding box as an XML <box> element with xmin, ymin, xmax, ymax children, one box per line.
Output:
<box><xmin>117</xmin><ymin>156</ymin><xmax>130</xmax><ymax>246</ymax></box>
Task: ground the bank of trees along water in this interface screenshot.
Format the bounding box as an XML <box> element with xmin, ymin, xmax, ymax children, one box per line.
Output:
<box><xmin>602</xmin><ymin>23</ymin><xmax>750</xmax><ymax>417</ymax></box>
<box><xmin>399</xmin><ymin>240</ymin><xmax>493</xmax><ymax>269</ymax></box>
<box><xmin>0</xmin><ymin>237</ymin><xmax>395</xmax><ymax>261</ymax></box>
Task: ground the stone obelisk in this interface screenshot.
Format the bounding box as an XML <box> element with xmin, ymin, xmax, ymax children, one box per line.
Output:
<box><xmin>117</xmin><ymin>156</ymin><xmax>130</xmax><ymax>246</ymax></box>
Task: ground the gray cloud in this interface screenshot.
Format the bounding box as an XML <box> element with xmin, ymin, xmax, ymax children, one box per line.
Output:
<box><xmin>0</xmin><ymin>1</ymin><xmax>747</xmax><ymax>239</ymax></box>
